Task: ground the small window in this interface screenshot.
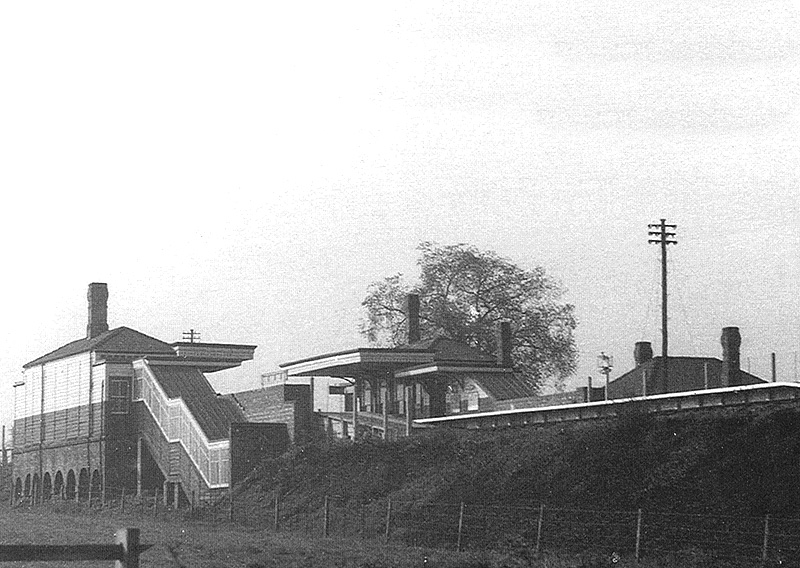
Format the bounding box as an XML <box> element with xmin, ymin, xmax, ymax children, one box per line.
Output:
<box><xmin>109</xmin><ymin>378</ymin><xmax>131</xmax><ymax>414</ymax></box>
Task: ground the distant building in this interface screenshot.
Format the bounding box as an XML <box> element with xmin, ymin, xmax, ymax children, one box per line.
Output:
<box><xmin>607</xmin><ymin>327</ymin><xmax>765</xmax><ymax>399</ymax></box>
<box><xmin>11</xmin><ymin>283</ymin><xmax>271</xmax><ymax>506</ymax></box>
<box><xmin>278</xmin><ymin>295</ymin><xmax>539</xmax><ymax>440</ymax></box>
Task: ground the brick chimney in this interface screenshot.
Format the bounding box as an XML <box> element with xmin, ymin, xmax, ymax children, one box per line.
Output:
<box><xmin>496</xmin><ymin>320</ymin><xmax>513</xmax><ymax>368</ymax></box>
<box><xmin>87</xmin><ymin>283</ymin><xmax>109</xmax><ymax>339</ymax></box>
<box><xmin>720</xmin><ymin>326</ymin><xmax>741</xmax><ymax>387</ymax></box>
<box><xmin>634</xmin><ymin>342</ymin><xmax>653</xmax><ymax>366</ymax></box>
<box><xmin>406</xmin><ymin>294</ymin><xmax>420</xmax><ymax>344</ymax></box>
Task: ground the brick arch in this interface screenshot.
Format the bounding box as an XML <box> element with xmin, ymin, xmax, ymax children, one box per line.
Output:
<box><xmin>42</xmin><ymin>472</ymin><xmax>52</xmax><ymax>500</ymax></box>
<box><xmin>54</xmin><ymin>471</ymin><xmax>64</xmax><ymax>498</ymax></box>
<box><xmin>66</xmin><ymin>470</ymin><xmax>76</xmax><ymax>500</ymax></box>
<box><xmin>90</xmin><ymin>470</ymin><xmax>101</xmax><ymax>502</ymax></box>
<box><xmin>78</xmin><ymin>468</ymin><xmax>89</xmax><ymax>501</ymax></box>
<box><xmin>32</xmin><ymin>474</ymin><xmax>40</xmax><ymax>503</ymax></box>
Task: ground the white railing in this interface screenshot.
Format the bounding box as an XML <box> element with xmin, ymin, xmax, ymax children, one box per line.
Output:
<box><xmin>132</xmin><ymin>361</ymin><xmax>229</xmax><ymax>488</ymax></box>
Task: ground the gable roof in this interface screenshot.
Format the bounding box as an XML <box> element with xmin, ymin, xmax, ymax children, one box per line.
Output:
<box><xmin>457</xmin><ymin>371</ymin><xmax>539</xmax><ymax>400</ymax></box>
<box><xmin>24</xmin><ymin>326</ymin><xmax>175</xmax><ymax>368</ymax></box>
<box><xmin>399</xmin><ymin>336</ymin><xmax>496</xmax><ymax>365</ymax></box>
<box><xmin>146</xmin><ymin>363</ymin><xmax>246</xmax><ymax>441</ymax></box>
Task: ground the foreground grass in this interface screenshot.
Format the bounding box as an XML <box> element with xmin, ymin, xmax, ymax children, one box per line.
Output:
<box><xmin>0</xmin><ymin>503</ymin><xmax>763</xmax><ymax>568</ymax></box>
<box><xmin>0</xmin><ymin>502</ymin><xmax>519</xmax><ymax>568</ymax></box>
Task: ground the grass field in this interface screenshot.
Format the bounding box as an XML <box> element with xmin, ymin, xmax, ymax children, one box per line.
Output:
<box><xmin>0</xmin><ymin>502</ymin><xmax>767</xmax><ymax>567</ymax></box>
<box><xmin>0</xmin><ymin>502</ymin><xmax>530</xmax><ymax>568</ymax></box>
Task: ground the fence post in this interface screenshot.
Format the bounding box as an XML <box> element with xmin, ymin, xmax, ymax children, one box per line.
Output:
<box><xmin>456</xmin><ymin>502</ymin><xmax>466</xmax><ymax>552</ymax></box>
<box><xmin>273</xmin><ymin>490</ymin><xmax>280</xmax><ymax>532</ymax></box>
<box><xmin>384</xmin><ymin>499</ymin><xmax>393</xmax><ymax>542</ymax></box>
<box><xmin>535</xmin><ymin>504</ymin><xmax>545</xmax><ymax>554</ymax></box>
<box><xmin>762</xmin><ymin>514</ymin><xmax>770</xmax><ymax>563</ymax></box>
<box><xmin>323</xmin><ymin>496</ymin><xmax>330</xmax><ymax>538</ymax></box>
<box><xmin>635</xmin><ymin>509</ymin><xmax>643</xmax><ymax>562</ymax></box>
<box><xmin>115</xmin><ymin>527</ymin><xmax>140</xmax><ymax>568</ymax></box>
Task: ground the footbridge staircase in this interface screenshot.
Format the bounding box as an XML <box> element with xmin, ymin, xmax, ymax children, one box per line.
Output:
<box><xmin>132</xmin><ymin>358</ymin><xmax>244</xmax><ymax>505</ymax></box>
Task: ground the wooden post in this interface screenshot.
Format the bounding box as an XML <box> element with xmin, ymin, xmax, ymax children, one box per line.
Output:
<box><xmin>136</xmin><ymin>438</ymin><xmax>142</xmax><ymax>498</ymax></box>
<box><xmin>273</xmin><ymin>490</ymin><xmax>280</xmax><ymax>532</ymax></box>
<box><xmin>762</xmin><ymin>514</ymin><xmax>770</xmax><ymax>563</ymax></box>
<box><xmin>352</xmin><ymin>380</ymin><xmax>359</xmax><ymax>442</ymax></box>
<box><xmin>162</xmin><ymin>481</ymin><xmax>168</xmax><ymax>507</ymax></box>
<box><xmin>323</xmin><ymin>496</ymin><xmax>330</xmax><ymax>537</ymax></box>
<box><xmin>704</xmin><ymin>362</ymin><xmax>709</xmax><ymax>389</ymax></box>
<box><xmin>456</xmin><ymin>502</ymin><xmax>465</xmax><ymax>552</ymax></box>
<box><xmin>635</xmin><ymin>509</ymin><xmax>643</xmax><ymax>562</ymax></box>
<box><xmin>772</xmin><ymin>353</ymin><xmax>777</xmax><ymax>382</ymax></box>
<box><xmin>115</xmin><ymin>528</ymin><xmax>140</xmax><ymax>568</ymax></box>
<box><xmin>101</xmin><ymin>480</ymin><xmax>107</xmax><ymax>508</ymax></box>
<box><xmin>406</xmin><ymin>384</ymin><xmax>415</xmax><ymax>437</ymax></box>
<box><xmin>173</xmin><ymin>482</ymin><xmax>180</xmax><ymax>510</ymax></box>
<box><xmin>88</xmin><ymin>479</ymin><xmax>93</xmax><ymax>508</ymax></box>
<box><xmin>384</xmin><ymin>499</ymin><xmax>392</xmax><ymax>542</ymax></box>
<box><xmin>383</xmin><ymin>379</ymin><xmax>390</xmax><ymax>441</ymax></box>
<box><xmin>228</xmin><ymin>489</ymin><xmax>234</xmax><ymax>521</ymax></box>
<box><xmin>535</xmin><ymin>504</ymin><xmax>545</xmax><ymax>554</ymax></box>
<box><xmin>642</xmin><ymin>370</ymin><xmax>647</xmax><ymax>397</ymax></box>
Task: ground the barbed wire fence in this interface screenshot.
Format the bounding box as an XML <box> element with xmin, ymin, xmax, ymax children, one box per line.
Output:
<box><xmin>10</xmin><ymin>482</ymin><xmax>800</xmax><ymax>564</ymax></box>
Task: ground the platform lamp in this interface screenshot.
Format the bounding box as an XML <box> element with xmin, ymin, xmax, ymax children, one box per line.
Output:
<box><xmin>598</xmin><ymin>352</ymin><xmax>614</xmax><ymax>401</ymax></box>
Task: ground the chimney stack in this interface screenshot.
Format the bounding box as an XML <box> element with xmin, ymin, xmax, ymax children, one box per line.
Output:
<box><xmin>406</xmin><ymin>294</ymin><xmax>420</xmax><ymax>344</ymax></box>
<box><xmin>720</xmin><ymin>326</ymin><xmax>741</xmax><ymax>387</ymax></box>
<box><xmin>634</xmin><ymin>342</ymin><xmax>653</xmax><ymax>366</ymax></box>
<box><xmin>496</xmin><ymin>320</ymin><xmax>513</xmax><ymax>368</ymax></box>
<box><xmin>87</xmin><ymin>283</ymin><xmax>109</xmax><ymax>339</ymax></box>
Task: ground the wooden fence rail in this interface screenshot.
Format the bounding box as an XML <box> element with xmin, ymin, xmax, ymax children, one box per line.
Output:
<box><xmin>0</xmin><ymin>528</ymin><xmax>149</xmax><ymax>567</ymax></box>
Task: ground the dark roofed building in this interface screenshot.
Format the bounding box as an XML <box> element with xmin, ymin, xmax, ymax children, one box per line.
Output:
<box><xmin>12</xmin><ymin>283</ymin><xmax>257</xmax><ymax>508</ymax></box>
<box><xmin>607</xmin><ymin>328</ymin><xmax>766</xmax><ymax>400</ymax></box>
<box><xmin>279</xmin><ymin>297</ymin><xmax>538</xmax><ymax>440</ymax></box>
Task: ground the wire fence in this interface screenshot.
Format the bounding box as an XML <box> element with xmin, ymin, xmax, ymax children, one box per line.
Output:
<box><xmin>11</xmin><ymin>484</ymin><xmax>800</xmax><ymax>564</ymax></box>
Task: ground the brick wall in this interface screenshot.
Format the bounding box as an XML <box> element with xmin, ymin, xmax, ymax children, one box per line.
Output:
<box><xmin>232</xmin><ymin>385</ymin><xmax>314</xmax><ymax>442</ymax></box>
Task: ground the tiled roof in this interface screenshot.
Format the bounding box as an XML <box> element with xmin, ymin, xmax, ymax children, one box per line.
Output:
<box><xmin>24</xmin><ymin>327</ymin><xmax>175</xmax><ymax>368</ymax></box>
<box><xmin>147</xmin><ymin>363</ymin><xmax>246</xmax><ymax>441</ymax></box>
<box><xmin>454</xmin><ymin>371</ymin><xmax>539</xmax><ymax>400</ymax></box>
<box><xmin>399</xmin><ymin>336</ymin><xmax>496</xmax><ymax>364</ymax></box>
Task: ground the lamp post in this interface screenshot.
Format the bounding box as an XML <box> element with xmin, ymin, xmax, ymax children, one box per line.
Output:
<box><xmin>598</xmin><ymin>352</ymin><xmax>614</xmax><ymax>401</ymax></box>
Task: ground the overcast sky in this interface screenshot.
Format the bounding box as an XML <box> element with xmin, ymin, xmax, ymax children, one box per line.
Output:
<box><xmin>0</xmin><ymin>1</ymin><xmax>798</xmax><ymax>431</ymax></box>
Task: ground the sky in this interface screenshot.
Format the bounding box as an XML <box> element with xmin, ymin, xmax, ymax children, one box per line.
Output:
<box><xmin>0</xmin><ymin>1</ymin><xmax>798</xmax><ymax>433</ymax></box>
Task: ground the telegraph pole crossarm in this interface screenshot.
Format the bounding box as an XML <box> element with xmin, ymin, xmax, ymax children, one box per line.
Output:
<box><xmin>648</xmin><ymin>219</ymin><xmax>677</xmax><ymax>392</ymax></box>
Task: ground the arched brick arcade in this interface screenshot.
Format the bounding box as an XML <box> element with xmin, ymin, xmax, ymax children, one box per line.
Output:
<box><xmin>42</xmin><ymin>473</ymin><xmax>52</xmax><ymax>500</ymax></box>
<box><xmin>78</xmin><ymin>469</ymin><xmax>89</xmax><ymax>501</ymax></box>
<box><xmin>66</xmin><ymin>470</ymin><xmax>76</xmax><ymax>500</ymax></box>
<box><xmin>54</xmin><ymin>471</ymin><xmax>64</xmax><ymax>499</ymax></box>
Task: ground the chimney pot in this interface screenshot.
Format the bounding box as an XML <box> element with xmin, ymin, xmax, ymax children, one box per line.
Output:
<box><xmin>496</xmin><ymin>321</ymin><xmax>513</xmax><ymax>368</ymax></box>
<box><xmin>87</xmin><ymin>283</ymin><xmax>109</xmax><ymax>339</ymax></box>
<box><xmin>720</xmin><ymin>327</ymin><xmax>741</xmax><ymax>387</ymax></box>
<box><xmin>634</xmin><ymin>342</ymin><xmax>653</xmax><ymax>366</ymax></box>
<box><xmin>406</xmin><ymin>294</ymin><xmax>420</xmax><ymax>344</ymax></box>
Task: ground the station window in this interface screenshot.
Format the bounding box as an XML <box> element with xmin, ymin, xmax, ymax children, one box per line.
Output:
<box><xmin>109</xmin><ymin>378</ymin><xmax>131</xmax><ymax>414</ymax></box>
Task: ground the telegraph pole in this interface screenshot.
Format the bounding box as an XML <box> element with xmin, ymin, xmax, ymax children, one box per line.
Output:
<box><xmin>648</xmin><ymin>219</ymin><xmax>677</xmax><ymax>391</ymax></box>
<box><xmin>182</xmin><ymin>329</ymin><xmax>201</xmax><ymax>343</ymax></box>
